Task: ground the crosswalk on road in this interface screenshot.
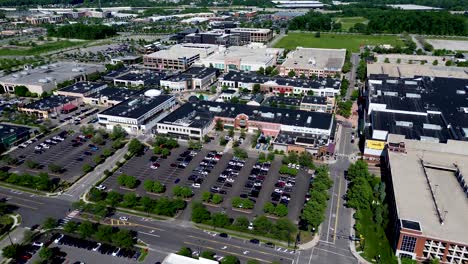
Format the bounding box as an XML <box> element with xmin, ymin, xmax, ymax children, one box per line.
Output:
<box><xmin>60</xmin><ymin>210</ymin><xmax>80</xmax><ymax>227</ymax></box>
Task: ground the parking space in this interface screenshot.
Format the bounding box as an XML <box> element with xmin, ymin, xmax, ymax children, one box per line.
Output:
<box><xmin>183</xmin><ymin>150</ymin><xmax>223</xmax><ymax>190</ymax></box>
<box><xmin>210</xmin><ymin>157</ymin><xmax>246</xmax><ymax>197</ymax></box>
<box><xmin>7</xmin><ymin>130</ymin><xmax>114</xmax><ymax>183</ymax></box>
<box><xmin>239</xmin><ymin>161</ymin><xmax>271</xmax><ymax>204</ymax></box>
<box><xmin>101</xmin><ymin>147</ymin><xmax>203</xmax><ymax>196</ymax></box>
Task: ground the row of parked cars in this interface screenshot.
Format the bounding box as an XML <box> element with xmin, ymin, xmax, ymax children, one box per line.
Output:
<box><xmin>210</xmin><ymin>157</ymin><xmax>245</xmax><ymax>195</ymax></box>
<box><xmin>242</xmin><ymin>162</ymin><xmax>271</xmax><ymax>201</ymax></box>
<box><xmin>32</xmin><ymin>131</ymin><xmax>69</xmax><ymax>154</ymax></box>
<box><xmin>188</xmin><ymin>151</ymin><xmax>223</xmax><ymax>188</ymax></box>
<box><xmin>271</xmin><ymin>175</ymin><xmax>295</xmax><ymax>206</ymax></box>
<box><xmin>53</xmin><ymin>233</ymin><xmax>139</xmax><ymax>260</ymax></box>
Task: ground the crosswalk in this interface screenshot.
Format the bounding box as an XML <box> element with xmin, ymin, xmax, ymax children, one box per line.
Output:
<box><xmin>60</xmin><ymin>210</ymin><xmax>80</xmax><ymax>227</ymax></box>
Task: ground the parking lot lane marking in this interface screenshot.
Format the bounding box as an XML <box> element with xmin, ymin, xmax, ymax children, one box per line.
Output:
<box><xmin>139</xmin><ymin>231</ymin><xmax>160</xmax><ymax>238</ymax></box>
<box><xmin>187</xmin><ymin>235</ymin><xmax>293</xmax><ymax>260</ymax></box>
<box><xmin>184</xmin><ymin>241</ymin><xmax>270</xmax><ymax>263</ymax></box>
<box><xmin>333</xmin><ymin>176</ymin><xmax>342</xmax><ymax>244</ymax></box>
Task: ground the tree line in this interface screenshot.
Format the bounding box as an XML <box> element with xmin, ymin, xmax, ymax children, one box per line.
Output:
<box><xmin>192</xmin><ymin>202</ymin><xmax>297</xmax><ymax>242</ymax></box>
<box><xmin>45</xmin><ymin>24</ymin><xmax>117</xmax><ymax>40</ymax></box>
<box><xmin>289</xmin><ymin>9</ymin><xmax>467</xmax><ymax>36</ymax></box>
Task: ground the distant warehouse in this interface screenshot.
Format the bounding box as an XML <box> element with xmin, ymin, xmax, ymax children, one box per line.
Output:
<box><xmin>280</xmin><ymin>48</ymin><xmax>346</xmax><ymax>77</ymax></box>
<box><xmin>0</xmin><ymin>62</ymin><xmax>105</xmax><ymax>95</ymax></box>
<box><xmin>97</xmin><ymin>90</ymin><xmax>176</xmax><ymax>133</ymax></box>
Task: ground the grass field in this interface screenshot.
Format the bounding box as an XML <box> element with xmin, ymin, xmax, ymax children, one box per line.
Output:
<box><xmin>332</xmin><ymin>16</ymin><xmax>369</xmax><ymax>31</ymax></box>
<box><xmin>275</xmin><ymin>33</ymin><xmax>404</xmax><ymax>52</ymax></box>
<box><xmin>0</xmin><ymin>40</ymin><xmax>87</xmax><ymax>56</ymax></box>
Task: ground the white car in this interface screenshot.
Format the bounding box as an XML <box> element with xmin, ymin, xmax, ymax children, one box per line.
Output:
<box><xmin>191</xmin><ymin>183</ymin><xmax>201</xmax><ymax>188</ymax></box>
<box><xmin>288</xmin><ymin>163</ymin><xmax>293</xmax><ymax>168</ymax></box>
<box><xmin>274</xmin><ymin>188</ymin><xmax>284</xmax><ymax>194</ymax></box>
<box><xmin>92</xmin><ymin>243</ymin><xmax>101</xmax><ymax>251</ymax></box>
<box><xmin>54</xmin><ymin>234</ymin><xmax>64</xmax><ymax>244</ymax></box>
<box><xmin>45</xmin><ymin>139</ymin><xmax>52</xmax><ymax>143</ymax></box>
<box><xmin>32</xmin><ymin>242</ymin><xmax>44</xmax><ymax>247</ymax></box>
<box><xmin>42</xmin><ymin>144</ymin><xmax>50</xmax><ymax>149</ymax></box>
<box><xmin>112</xmin><ymin>247</ymin><xmax>121</xmax><ymax>256</ymax></box>
<box><xmin>248</xmin><ymin>222</ymin><xmax>254</xmax><ymax>230</ymax></box>
<box><xmin>26</xmin><ymin>140</ymin><xmax>33</xmax><ymax>144</ymax></box>
<box><xmin>35</xmin><ymin>145</ymin><xmax>42</xmax><ymax>150</ymax></box>
<box><xmin>95</xmin><ymin>185</ymin><xmax>106</xmax><ymax>190</ymax></box>
<box><xmin>226</xmin><ymin>178</ymin><xmax>235</xmax><ymax>183</ymax></box>
<box><xmin>119</xmin><ymin>216</ymin><xmax>129</xmax><ymax>221</ymax></box>
<box><xmin>295</xmin><ymin>164</ymin><xmax>300</xmax><ymax>169</ymax></box>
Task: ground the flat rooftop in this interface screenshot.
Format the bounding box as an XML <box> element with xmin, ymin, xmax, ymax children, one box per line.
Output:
<box><xmin>368</xmin><ymin>75</ymin><xmax>468</xmax><ymax>140</ymax></box>
<box><xmin>114</xmin><ymin>70</ymin><xmax>167</xmax><ymax>85</ymax></box>
<box><xmin>160</xmin><ymin>100</ymin><xmax>333</xmax><ymax>130</ymax></box>
<box><xmin>302</xmin><ymin>96</ymin><xmax>328</xmax><ymax>105</ymax></box>
<box><xmin>0</xmin><ymin>62</ymin><xmax>104</xmax><ymax>86</ymax></box>
<box><xmin>229</xmin><ymin>27</ymin><xmax>271</xmax><ymax>33</ymax></box>
<box><xmin>21</xmin><ymin>95</ymin><xmax>77</xmax><ymax>110</ymax></box>
<box><xmin>387</xmin><ymin>135</ymin><xmax>468</xmax><ymax>245</ymax></box>
<box><xmin>282</xmin><ymin>47</ymin><xmax>346</xmax><ymax>71</ymax></box>
<box><xmin>87</xmin><ymin>87</ymin><xmax>139</xmax><ymax>102</ymax></box>
<box><xmin>223</xmin><ymin>70</ymin><xmax>341</xmax><ymax>90</ymax></box>
<box><xmin>371</xmin><ymin>111</ymin><xmax>451</xmax><ymax>143</ymax></box>
<box><xmin>203</xmin><ymin>46</ymin><xmax>283</xmax><ymax>65</ymax></box>
<box><xmin>58</xmin><ymin>82</ymin><xmax>106</xmax><ymax>94</ymax></box>
<box><xmin>367</xmin><ymin>63</ymin><xmax>468</xmax><ymax>79</ymax></box>
<box><xmin>145</xmin><ymin>44</ymin><xmax>217</xmax><ymax>60</ymax></box>
<box><xmin>182</xmin><ymin>66</ymin><xmax>218</xmax><ymax>79</ymax></box>
<box><xmin>0</xmin><ymin>123</ymin><xmax>32</xmax><ymax>138</ymax></box>
<box><xmin>99</xmin><ymin>94</ymin><xmax>173</xmax><ymax>119</ymax></box>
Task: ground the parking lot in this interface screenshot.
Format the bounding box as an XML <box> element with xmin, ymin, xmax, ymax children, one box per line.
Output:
<box><xmin>8</xmin><ymin>129</ymin><xmax>115</xmax><ymax>183</ymax></box>
<box><xmin>101</xmin><ymin>146</ymin><xmax>205</xmax><ymax>196</ymax></box>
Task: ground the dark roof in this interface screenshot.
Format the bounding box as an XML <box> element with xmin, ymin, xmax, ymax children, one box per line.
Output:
<box><xmin>188</xmin><ymin>95</ymin><xmax>199</xmax><ymax>102</ymax></box>
<box><xmin>0</xmin><ymin>123</ymin><xmax>31</xmax><ymax>140</ymax></box>
<box><xmin>87</xmin><ymin>87</ymin><xmax>140</xmax><ymax>102</ymax></box>
<box><xmin>223</xmin><ymin>70</ymin><xmax>341</xmax><ymax>90</ymax></box>
<box><xmin>370</xmin><ymin>111</ymin><xmax>451</xmax><ymax>143</ymax></box>
<box><xmin>160</xmin><ymin>100</ymin><xmax>333</xmax><ymax>130</ymax></box>
<box><xmin>115</xmin><ymin>71</ymin><xmax>167</xmax><ymax>86</ymax></box>
<box><xmin>103</xmin><ymin>67</ymin><xmax>129</xmax><ymax>80</ymax></box>
<box><xmin>302</xmin><ymin>96</ymin><xmax>327</xmax><ymax>105</ymax></box>
<box><xmin>368</xmin><ymin>75</ymin><xmax>468</xmax><ymax>140</ymax></box>
<box><xmin>99</xmin><ymin>94</ymin><xmax>173</xmax><ymax>119</ymax></box>
<box><xmin>183</xmin><ymin>66</ymin><xmax>219</xmax><ymax>79</ymax></box>
<box><xmin>179</xmin><ymin>28</ymin><xmax>199</xmax><ymax>35</ymax></box>
<box><xmin>265</xmin><ymin>96</ymin><xmax>301</xmax><ymax>106</ymax></box>
<box><xmin>58</xmin><ymin>82</ymin><xmax>106</xmax><ymax>94</ymax></box>
<box><xmin>274</xmin><ymin>131</ymin><xmax>330</xmax><ymax>148</ymax></box>
<box><xmin>23</xmin><ymin>95</ymin><xmax>77</xmax><ymax>110</ymax></box>
<box><xmin>222</xmin><ymin>89</ymin><xmax>237</xmax><ymax>94</ymax></box>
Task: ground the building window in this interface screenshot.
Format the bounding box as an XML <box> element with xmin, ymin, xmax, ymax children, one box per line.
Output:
<box><xmin>401</xmin><ymin>236</ymin><xmax>417</xmax><ymax>253</ymax></box>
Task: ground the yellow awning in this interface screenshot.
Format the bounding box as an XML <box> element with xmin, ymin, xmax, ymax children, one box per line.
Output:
<box><xmin>366</xmin><ymin>140</ymin><xmax>385</xmax><ymax>150</ymax></box>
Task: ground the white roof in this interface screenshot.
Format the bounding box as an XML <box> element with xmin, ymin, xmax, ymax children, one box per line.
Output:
<box><xmin>163</xmin><ymin>254</ymin><xmax>218</xmax><ymax>264</ymax></box>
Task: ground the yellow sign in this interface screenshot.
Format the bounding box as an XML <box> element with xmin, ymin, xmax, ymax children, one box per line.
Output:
<box><xmin>366</xmin><ymin>140</ymin><xmax>385</xmax><ymax>150</ymax></box>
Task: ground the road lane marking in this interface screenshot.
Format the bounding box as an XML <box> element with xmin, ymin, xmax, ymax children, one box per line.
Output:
<box><xmin>184</xmin><ymin>241</ymin><xmax>270</xmax><ymax>263</ymax></box>
<box><xmin>313</xmin><ymin>247</ymin><xmax>355</xmax><ymax>259</ymax></box>
<box><xmin>333</xmin><ymin>175</ymin><xmax>343</xmax><ymax>244</ymax></box>
<box><xmin>8</xmin><ymin>202</ymin><xmax>37</xmax><ymax>210</ymax></box>
<box><xmin>187</xmin><ymin>235</ymin><xmax>293</xmax><ymax>260</ymax></box>
<box><xmin>0</xmin><ymin>192</ymin><xmax>44</xmax><ymax>205</ymax></box>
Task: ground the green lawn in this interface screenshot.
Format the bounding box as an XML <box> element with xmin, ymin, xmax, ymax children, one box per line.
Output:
<box><xmin>332</xmin><ymin>16</ymin><xmax>369</xmax><ymax>31</ymax></box>
<box><xmin>0</xmin><ymin>40</ymin><xmax>87</xmax><ymax>56</ymax></box>
<box><xmin>357</xmin><ymin>209</ymin><xmax>397</xmax><ymax>264</ymax></box>
<box><xmin>275</xmin><ymin>33</ymin><xmax>404</xmax><ymax>52</ymax></box>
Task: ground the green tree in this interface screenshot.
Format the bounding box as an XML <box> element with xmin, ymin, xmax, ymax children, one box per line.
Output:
<box><xmin>48</xmin><ymin>164</ymin><xmax>63</xmax><ymax>173</ymax></box>
<box><xmin>91</xmin><ymin>133</ymin><xmax>104</xmax><ymax>145</ymax></box>
<box><xmin>211</xmin><ymin>212</ymin><xmax>230</xmax><ymax>228</ymax></box>
<box><xmin>288</xmin><ymin>70</ymin><xmax>296</xmax><ymax>77</ymax></box>
<box><xmin>252</xmin><ymin>83</ymin><xmax>261</xmax><ymax>94</ymax></box>
<box><xmin>264</xmin><ymin>202</ymin><xmax>275</xmax><ymax>214</ymax></box>
<box><xmin>95</xmin><ymin>224</ymin><xmax>113</xmax><ymax>243</ymax></box>
<box><xmin>233</xmin><ymin>147</ymin><xmax>248</xmax><ymax>159</ymax></box>
<box><xmin>201</xmin><ymin>251</ymin><xmax>216</xmax><ymax>260</ymax></box>
<box><xmin>78</xmin><ymin>221</ymin><xmax>95</xmax><ymax>239</ymax></box>
<box><xmin>177</xmin><ymin>247</ymin><xmax>192</xmax><ymax>257</ymax></box>
<box><xmin>42</xmin><ymin>217</ymin><xmax>58</xmax><ymax>229</ymax></box>
<box><xmin>274</xmin><ymin>204</ymin><xmax>288</xmax><ymax>217</ymax></box>
<box><xmin>253</xmin><ymin>216</ymin><xmax>272</xmax><ymax>234</ymax></box>
<box><xmin>82</xmin><ymin>164</ymin><xmax>93</xmax><ymax>173</ymax></box>
<box><xmin>121</xmin><ymin>193</ymin><xmax>138</xmax><ymax>208</ymax></box>
<box><xmin>39</xmin><ymin>247</ymin><xmax>53</xmax><ymax>261</ymax></box>
<box><xmin>211</xmin><ymin>194</ymin><xmax>223</xmax><ymax>204</ymax></box>
<box><xmin>202</xmin><ymin>191</ymin><xmax>212</xmax><ymax>202</ymax></box>
<box><xmin>173</xmin><ymin>186</ymin><xmax>193</xmax><ymax>198</ymax></box>
<box><xmin>257</xmin><ymin>66</ymin><xmax>265</xmax><ymax>75</ymax></box>
<box><xmin>106</xmin><ymin>191</ymin><xmax>123</xmax><ymax>207</ymax></box>
<box><xmin>128</xmin><ymin>138</ymin><xmax>144</xmax><ymax>155</ymax></box>
<box><xmin>110</xmin><ymin>125</ymin><xmax>126</xmax><ymax>140</ymax></box>
<box><xmin>2</xmin><ymin>244</ymin><xmax>21</xmax><ymax>259</ymax></box>
<box><xmin>112</xmin><ymin>229</ymin><xmax>134</xmax><ymax>249</ymax></box>
<box><xmin>192</xmin><ymin>202</ymin><xmax>211</xmax><ymax>223</ymax></box>
<box><xmin>215</xmin><ymin>119</ymin><xmax>224</xmax><ymax>131</ymax></box>
<box><xmin>63</xmin><ymin>221</ymin><xmax>78</xmax><ymax>233</ymax></box>
<box><xmin>221</xmin><ymin>255</ymin><xmax>240</xmax><ymax>264</ymax></box>
<box><xmin>14</xmin><ymin>86</ymin><xmax>29</xmax><ymax>97</ymax></box>
<box><xmin>233</xmin><ymin>216</ymin><xmax>249</xmax><ymax>230</ymax></box>
<box><xmin>247</xmin><ymin>260</ymin><xmax>260</xmax><ymax>264</ymax></box>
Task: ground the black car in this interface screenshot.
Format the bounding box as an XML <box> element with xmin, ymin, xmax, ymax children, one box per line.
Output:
<box><xmin>218</xmin><ymin>233</ymin><xmax>228</xmax><ymax>238</ymax></box>
<box><xmin>250</xmin><ymin>239</ymin><xmax>260</xmax><ymax>244</ymax></box>
<box><xmin>265</xmin><ymin>242</ymin><xmax>275</xmax><ymax>248</ymax></box>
